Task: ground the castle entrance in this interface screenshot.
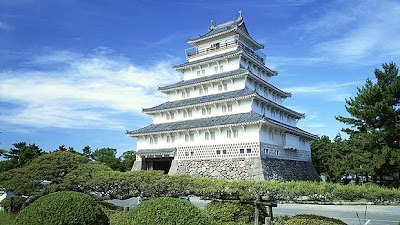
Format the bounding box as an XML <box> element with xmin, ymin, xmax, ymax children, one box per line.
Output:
<box><xmin>144</xmin><ymin>157</ymin><xmax>173</xmax><ymax>174</ymax></box>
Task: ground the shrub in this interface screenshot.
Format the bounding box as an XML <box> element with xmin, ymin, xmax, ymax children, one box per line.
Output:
<box><xmin>204</xmin><ymin>200</ymin><xmax>267</xmax><ymax>225</ymax></box>
<box><xmin>0</xmin><ymin>196</ymin><xmax>27</xmax><ymax>213</ymax></box>
<box><xmin>273</xmin><ymin>214</ymin><xmax>346</xmax><ymax>225</ymax></box>
<box><xmin>117</xmin><ymin>197</ymin><xmax>215</xmax><ymax>225</ymax></box>
<box><xmin>14</xmin><ymin>191</ymin><xmax>109</xmax><ymax>225</ymax></box>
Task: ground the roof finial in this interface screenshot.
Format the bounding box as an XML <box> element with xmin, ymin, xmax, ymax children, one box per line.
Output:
<box><xmin>238</xmin><ymin>10</ymin><xmax>242</xmax><ymax>18</ymax></box>
<box><xmin>210</xmin><ymin>19</ymin><xmax>215</xmax><ymax>29</ymax></box>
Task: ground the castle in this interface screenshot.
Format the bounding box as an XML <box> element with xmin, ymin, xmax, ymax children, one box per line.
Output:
<box><xmin>127</xmin><ymin>13</ymin><xmax>319</xmax><ymax>181</ymax></box>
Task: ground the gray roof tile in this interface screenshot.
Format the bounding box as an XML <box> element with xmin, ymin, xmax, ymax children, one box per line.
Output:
<box><xmin>143</xmin><ymin>88</ymin><xmax>255</xmax><ymax>113</ymax></box>
<box><xmin>126</xmin><ymin>112</ymin><xmax>264</xmax><ymax>135</ymax></box>
<box><xmin>173</xmin><ymin>49</ymin><xmax>241</xmax><ymax>69</ymax></box>
<box><xmin>137</xmin><ymin>148</ymin><xmax>176</xmax><ymax>155</ymax></box>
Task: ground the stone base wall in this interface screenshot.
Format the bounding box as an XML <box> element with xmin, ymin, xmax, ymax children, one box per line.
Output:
<box><xmin>261</xmin><ymin>156</ymin><xmax>320</xmax><ymax>181</ymax></box>
<box><xmin>168</xmin><ymin>156</ymin><xmax>320</xmax><ymax>181</ymax></box>
<box><xmin>169</xmin><ymin>157</ymin><xmax>264</xmax><ymax>180</ymax></box>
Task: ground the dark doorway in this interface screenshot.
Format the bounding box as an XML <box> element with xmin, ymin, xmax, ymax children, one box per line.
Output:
<box><xmin>144</xmin><ymin>157</ymin><xmax>173</xmax><ymax>174</ymax></box>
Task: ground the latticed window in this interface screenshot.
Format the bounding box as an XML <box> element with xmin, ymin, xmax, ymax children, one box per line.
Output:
<box><xmin>227</xmin><ymin>130</ymin><xmax>232</xmax><ymax>138</ymax></box>
<box><xmin>233</xmin><ymin>130</ymin><xmax>238</xmax><ymax>138</ymax></box>
<box><xmin>222</xmin><ymin>105</ymin><xmax>226</xmax><ymax>112</ymax></box>
<box><xmin>219</xmin><ymin>65</ymin><xmax>223</xmax><ymax>72</ymax></box>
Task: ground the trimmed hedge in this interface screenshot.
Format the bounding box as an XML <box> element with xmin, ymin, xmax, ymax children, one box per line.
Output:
<box><xmin>273</xmin><ymin>214</ymin><xmax>346</xmax><ymax>225</ymax></box>
<box><xmin>59</xmin><ymin>169</ymin><xmax>400</xmax><ymax>203</ymax></box>
<box><xmin>117</xmin><ymin>197</ymin><xmax>215</xmax><ymax>225</ymax></box>
<box><xmin>0</xmin><ymin>196</ymin><xmax>27</xmax><ymax>213</ymax></box>
<box><xmin>204</xmin><ymin>200</ymin><xmax>267</xmax><ymax>225</ymax></box>
<box><xmin>14</xmin><ymin>191</ymin><xmax>109</xmax><ymax>225</ymax></box>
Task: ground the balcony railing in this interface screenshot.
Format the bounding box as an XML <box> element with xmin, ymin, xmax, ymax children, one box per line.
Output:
<box><xmin>185</xmin><ymin>39</ymin><xmax>265</xmax><ymax>64</ymax></box>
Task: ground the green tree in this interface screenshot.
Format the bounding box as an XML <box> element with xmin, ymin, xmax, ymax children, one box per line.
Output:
<box><xmin>0</xmin><ymin>151</ymin><xmax>89</xmax><ymax>195</ymax></box>
<box><xmin>2</xmin><ymin>142</ymin><xmax>44</xmax><ymax>168</ymax></box>
<box><xmin>82</xmin><ymin>145</ymin><xmax>92</xmax><ymax>158</ymax></box>
<box><xmin>336</xmin><ymin>62</ymin><xmax>400</xmax><ymax>184</ymax></box>
<box><xmin>311</xmin><ymin>135</ymin><xmax>333</xmax><ymax>175</ymax></box>
<box><xmin>91</xmin><ymin>148</ymin><xmax>122</xmax><ymax>171</ymax></box>
<box><xmin>119</xmin><ymin>150</ymin><xmax>136</xmax><ymax>172</ymax></box>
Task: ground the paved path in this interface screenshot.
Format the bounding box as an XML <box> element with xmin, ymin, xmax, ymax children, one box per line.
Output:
<box><xmin>106</xmin><ymin>198</ymin><xmax>400</xmax><ymax>225</ymax></box>
<box><xmin>275</xmin><ymin>204</ymin><xmax>400</xmax><ymax>225</ymax></box>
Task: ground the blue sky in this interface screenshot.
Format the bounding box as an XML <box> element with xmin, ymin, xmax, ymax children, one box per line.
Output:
<box><xmin>1</xmin><ymin>0</ymin><xmax>399</xmax><ymax>156</ymax></box>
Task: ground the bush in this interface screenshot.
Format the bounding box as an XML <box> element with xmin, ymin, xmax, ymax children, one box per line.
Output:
<box><xmin>273</xmin><ymin>214</ymin><xmax>346</xmax><ymax>225</ymax></box>
<box><xmin>117</xmin><ymin>197</ymin><xmax>215</xmax><ymax>225</ymax></box>
<box><xmin>204</xmin><ymin>200</ymin><xmax>267</xmax><ymax>225</ymax></box>
<box><xmin>14</xmin><ymin>191</ymin><xmax>109</xmax><ymax>225</ymax></box>
<box><xmin>0</xmin><ymin>196</ymin><xmax>27</xmax><ymax>213</ymax></box>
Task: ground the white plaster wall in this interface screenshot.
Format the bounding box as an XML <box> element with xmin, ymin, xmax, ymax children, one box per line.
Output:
<box><xmin>166</xmin><ymin>75</ymin><xmax>246</xmax><ymax>102</ymax></box>
<box><xmin>152</xmin><ymin>98</ymin><xmax>252</xmax><ymax>124</ymax></box>
<box><xmin>240</xmin><ymin>59</ymin><xmax>271</xmax><ymax>82</ymax></box>
<box><xmin>251</xmin><ymin>101</ymin><xmax>297</xmax><ymax>127</ymax></box>
<box><xmin>182</xmin><ymin>57</ymin><xmax>240</xmax><ymax>81</ymax></box>
<box><xmin>136</xmin><ymin>124</ymin><xmax>261</xmax><ymax>150</ymax></box>
<box><xmin>245</xmin><ymin>79</ymin><xmax>284</xmax><ymax>104</ymax></box>
<box><xmin>259</xmin><ymin>125</ymin><xmax>284</xmax><ymax>146</ymax></box>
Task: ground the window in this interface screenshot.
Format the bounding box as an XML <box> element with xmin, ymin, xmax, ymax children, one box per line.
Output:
<box><xmin>170</xmin><ymin>112</ymin><xmax>174</xmax><ymax>120</ymax></box>
<box><xmin>201</xmin><ymin>69</ymin><xmax>205</xmax><ymax>75</ymax></box>
<box><xmin>199</xmin><ymin>89</ymin><xmax>203</xmax><ymax>95</ymax></box>
<box><xmin>186</xmin><ymin>91</ymin><xmax>190</xmax><ymax>97</ymax></box>
<box><xmin>210</xmin><ymin>132</ymin><xmax>215</xmax><ymax>140</ymax></box>
<box><xmin>219</xmin><ymin>65</ymin><xmax>224</xmax><ymax>72</ymax></box>
<box><xmin>188</xmin><ymin>110</ymin><xmax>192</xmax><ymax>117</ymax></box>
<box><xmin>185</xmin><ymin>152</ymin><xmax>189</xmax><ymax>156</ymax></box>
<box><xmin>227</xmin><ymin>130</ymin><xmax>232</xmax><ymax>138</ymax></box>
<box><xmin>222</xmin><ymin>105</ymin><xmax>226</xmax><ymax>112</ymax></box>
<box><xmin>202</xmin><ymin>108</ymin><xmax>206</xmax><ymax>115</ymax></box>
<box><xmin>183</xmin><ymin>111</ymin><xmax>187</xmax><ymax>118</ymax></box>
<box><xmin>211</xmin><ymin>42</ymin><xmax>220</xmax><ymax>49</ymax></box>
<box><xmin>246</xmin><ymin>148</ymin><xmax>252</xmax><ymax>153</ymax></box>
<box><xmin>204</xmin><ymin>87</ymin><xmax>208</xmax><ymax>94</ymax></box>
<box><xmin>222</xmin><ymin>150</ymin><xmax>227</xmax><ymax>154</ymax></box>
<box><xmin>233</xmin><ymin>130</ymin><xmax>238</xmax><ymax>138</ymax></box>
<box><xmin>218</xmin><ymin>85</ymin><xmax>222</xmax><ymax>91</ymax></box>
<box><xmin>190</xmin><ymin>133</ymin><xmax>194</xmax><ymax>141</ymax></box>
<box><xmin>227</xmin><ymin>104</ymin><xmax>232</xmax><ymax>112</ymax></box>
<box><xmin>190</xmin><ymin>152</ymin><xmax>194</xmax><ymax>156</ymax></box>
<box><xmin>182</xmin><ymin>92</ymin><xmax>186</xmax><ymax>98</ymax></box>
<box><xmin>223</xmin><ymin>83</ymin><xmax>228</xmax><ymax>90</ymax></box>
<box><xmin>206</xmin><ymin>107</ymin><xmax>211</xmax><ymax>114</ymax></box>
<box><xmin>240</xmin><ymin>149</ymin><xmax>245</xmax><ymax>154</ymax></box>
<box><xmin>167</xmin><ymin>135</ymin><xmax>175</xmax><ymax>143</ymax></box>
<box><xmin>197</xmin><ymin>70</ymin><xmax>201</xmax><ymax>77</ymax></box>
<box><xmin>216</xmin><ymin>150</ymin><xmax>221</xmax><ymax>155</ymax></box>
<box><xmin>264</xmin><ymin>149</ymin><xmax>268</xmax><ymax>154</ymax></box>
<box><xmin>276</xmin><ymin>150</ymin><xmax>279</xmax><ymax>156</ymax></box>
<box><xmin>185</xmin><ymin>133</ymin><xmax>194</xmax><ymax>142</ymax></box>
<box><xmin>166</xmin><ymin>114</ymin><xmax>170</xmax><ymax>120</ymax></box>
<box><xmin>214</xmin><ymin>66</ymin><xmax>218</xmax><ymax>73</ymax></box>
<box><xmin>205</xmin><ymin>132</ymin><xmax>209</xmax><ymax>140</ymax></box>
<box><xmin>150</xmin><ymin>137</ymin><xmax>158</xmax><ymax>144</ymax></box>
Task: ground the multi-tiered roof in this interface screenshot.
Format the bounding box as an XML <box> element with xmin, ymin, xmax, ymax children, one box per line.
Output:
<box><xmin>127</xmin><ymin>13</ymin><xmax>317</xmax><ymax>163</ymax></box>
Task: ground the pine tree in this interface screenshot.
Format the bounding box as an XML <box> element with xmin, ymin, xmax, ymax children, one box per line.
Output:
<box><xmin>336</xmin><ymin>62</ymin><xmax>400</xmax><ymax>183</ymax></box>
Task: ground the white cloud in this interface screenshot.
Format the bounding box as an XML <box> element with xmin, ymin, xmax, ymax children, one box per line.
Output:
<box><xmin>307</xmin><ymin>123</ymin><xmax>328</xmax><ymax>128</ymax></box>
<box><xmin>295</xmin><ymin>0</ymin><xmax>400</xmax><ymax>63</ymax></box>
<box><xmin>0</xmin><ymin>48</ymin><xmax>181</xmax><ymax>130</ymax></box>
<box><xmin>282</xmin><ymin>81</ymin><xmax>363</xmax><ymax>101</ymax></box>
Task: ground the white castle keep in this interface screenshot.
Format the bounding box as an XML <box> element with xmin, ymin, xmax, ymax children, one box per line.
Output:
<box><xmin>127</xmin><ymin>13</ymin><xmax>319</xmax><ymax>181</ymax></box>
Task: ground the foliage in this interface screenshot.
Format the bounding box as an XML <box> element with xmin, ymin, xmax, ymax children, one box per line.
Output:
<box><xmin>14</xmin><ymin>191</ymin><xmax>109</xmax><ymax>225</ymax></box>
<box><xmin>336</xmin><ymin>62</ymin><xmax>400</xmax><ymax>183</ymax></box>
<box><xmin>1</xmin><ymin>142</ymin><xmax>44</xmax><ymax>169</ymax></box>
<box><xmin>0</xmin><ymin>196</ymin><xmax>27</xmax><ymax>213</ymax></box>
<box><xmin>0</xmin><ymin>151</ymin><xmax>89</xmax><ymax>195</ymax></box>
<box><xmin>0</xmin><ymin>160</ymin><xmax>16</xmax><ymax>173</ymax></box>
<box><xmin>272</xmin><ymin>214</ymin><xmax>346</xmax><ymax>225</ymax></box>
<box><xmin>58</xmin><ymin>168</ymin><xmax>400</xmax><ymax>203</ymax></box>
<box><xmin>119</xmin><ymin>150</ymin><xmax>136</xmax><ymax>172</ymax></box>
<box><xmin>117</xmin><ymin>197</ymin><xmax>215</xmax><ymax>225</ymax></box>
<box><xmin>0</xmin><ymin>211</ymin><xmax>17</xmax><ymax>225</ymax></box>
<box><xmin>204</xmin><ymin>200</ymin><xmax>267</xmax><ymax>225</ymax></box>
